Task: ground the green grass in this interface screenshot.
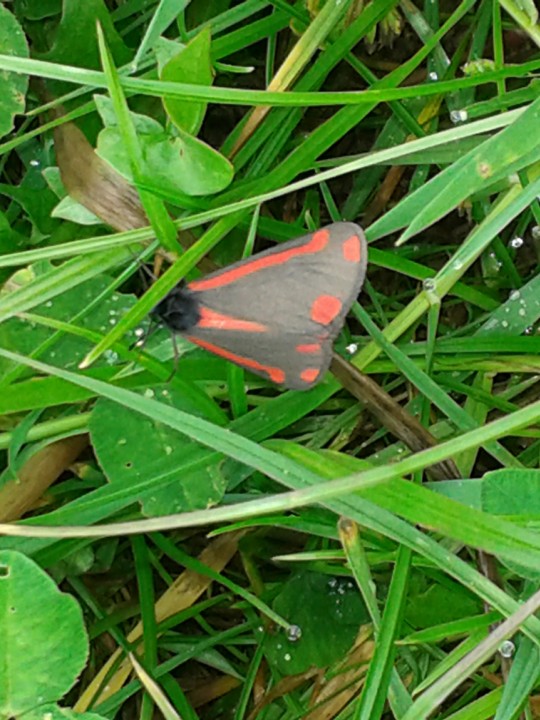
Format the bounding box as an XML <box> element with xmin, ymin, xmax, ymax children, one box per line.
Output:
<box><xmin>0</xmin><ymin>1</ymin><xmax>539</xmax><ymax>719</ymax></box>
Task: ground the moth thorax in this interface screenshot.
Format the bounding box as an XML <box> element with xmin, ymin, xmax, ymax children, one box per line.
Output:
<box><xmin>152</xmin><ymin>285</ymin><xmax>200</xmax><ymax>332</ymax></box>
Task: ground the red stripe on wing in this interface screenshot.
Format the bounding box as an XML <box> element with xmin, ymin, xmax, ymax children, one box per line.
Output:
<box><xmin>296</xmin><ymin>343</ymin><xmax>321</xmax><ymax>354</ymax></box>
<box><xmin>197</xmin><ymin>306</ymin><xmax>267</xmax><ymax>332</ymax></box>
<box><xmin>189</xmin><ymin>229</ymin><xmax>330</xmax><ymax>292</ymax></box>
<box><xmin>187</xmin><ymin>336</ymin><xmax>286</xmax><ymax>384</ymax></box>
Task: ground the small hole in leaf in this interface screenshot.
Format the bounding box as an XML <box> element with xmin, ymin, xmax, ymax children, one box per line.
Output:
<box><xmin>0</xmin><ymin>565</ymin><xmax>10</xmax><ymax>578</ymax></box>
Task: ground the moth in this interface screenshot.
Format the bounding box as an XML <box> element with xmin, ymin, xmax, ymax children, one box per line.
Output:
<box><xmin>153</xmin><ymin>222</ymin><xmax>367</xmax><ymax>390</ymax></box>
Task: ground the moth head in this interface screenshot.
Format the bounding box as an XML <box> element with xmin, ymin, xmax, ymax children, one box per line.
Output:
<box><xmin>152</xmin><ymin>284</ymin><xmax>200</xmax><ymax>333</ymax></box>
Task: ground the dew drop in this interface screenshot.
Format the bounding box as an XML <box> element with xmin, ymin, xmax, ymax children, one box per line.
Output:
<box><xmin>499</xmin><ymin>640</ymin><xmax>515</xmax><ymax>658</ymax></box>
<box><xmin>287</xmin><ymin>625</ymin><xmax>302</xmax><ymax>642</ymax></box>
<box><xmin>509</xmin><ymin>236</ymin><xmax>523</xmax><ymax>249</ymax></box>
<box><xmin>450</xmin><ymin>109</ymin><xmax>468</xmax><ymax>124</ymax></box>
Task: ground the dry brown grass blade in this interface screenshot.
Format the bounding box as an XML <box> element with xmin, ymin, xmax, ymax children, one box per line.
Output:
<box><xmin>247</xmin><ymin>668</ymin><xmax>321</xmax><ymax>720</ymax></box>
<box><xmin>187</xmin><ymin>674</ymin><xmax>242</xmax><ymax>708</ymax></box>
<box><xmin>53</xmin><ymin>120</ymin><xmax>148</xmax><ymax>232</ymax></box>
<box><xmin>331</xmin><ymin>352</ymin><xmax>460</xmax><ymax>480</ymax></box>
<box><xmin>0</xmin><ymin>434</ymin><xmax>89</xmax><ymax>522</ymax></box>
<box><xmin>305</xmin><ymin>627</ymin><xmax>373</xmax><ymax>720</ymax></box>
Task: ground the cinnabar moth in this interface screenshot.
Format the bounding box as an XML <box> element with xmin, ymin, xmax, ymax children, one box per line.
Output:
<box><xmin>153</xmin><ymin>222</ymin><xmax>367</xmax><ymax>390</ymax></box>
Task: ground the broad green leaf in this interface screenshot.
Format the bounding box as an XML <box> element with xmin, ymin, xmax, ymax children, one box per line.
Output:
<box><xmin>0</xmin><ymin>273</ymin><xmax>137</xmax><ymax>379</ymax></box>
<box><xmin>89</xmin><ymin>391</ymin><xmax>228</xmax><ymax>514</ymax></box>
<box><xmin>168</xmin><ymin>126</ymin><xmax>234</xmax><ymax>195</ymax></box>
<box><xmin>39</xmin><ymin>0</ymin><xmax>130</xmax><ymax>69</ymax></box>
<box><xmin>43</xmin><ymin>167</ymin><xmax>103</xmax><ymax>226</ymax></box>
<box><xmin>95</xmin><ymin>96</ymin><xmax>233</xmax><ymax>196</ymax></box>
<box><xmin>482</xmin><ymin>469</ymin><xmax>540</xmax><ymax>516</ymax></box>
<box><xmin>477</xmin><ymin>273</ymin><xmax>540</xmax><ymax>336</ymax></box>
<box><xmin>51</xmin><ymin>195</ymin><xmax>103</xmax><ymax>225</ymax></box>
<box><xmin>0</xmin><ymin>4</ymin><xmax>28</xmax><ymax>138</ymax></box>
<box><xmin>424</xmin><ymin>479</ymin><xmax>483</xmax><ymax>509</ymax></box>
<box><xmin>0</xmin><ymin>550</ymin><xmax>88</xmax><ymax>716</ymax></box>
<box><xmin>154</xmin><ymin>36</ymin><xmax>185</xmax><ymax>68</ymax></box>
<box><xmin>265</xmin><ymin>572</ymin><xmax>368</xmax><ymax>674</ymax></box>
<box><xmin>161</xmin><ymin>27</ymin><xmax>213</xmax><ymax>135</ymax></box>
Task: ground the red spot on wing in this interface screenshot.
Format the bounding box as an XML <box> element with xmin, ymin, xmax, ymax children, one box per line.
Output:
<box><xmin>189</xmin><ymin>229</ymin><xmax>330</xmax><ymax>292</ymax></box>
<box><xmin>310</xmin><ymin>295</ymin><xmax>342</xmax><ymax>325</ymax></box>
<box><xmin>296</xmin><ymin>343</ymin><xmax>321</xmax><ymax>354</ymax></box>
<box><xmin>343</xmin><ymin>234</ymin><xmax>361</xmax><ymax>262</ymax></box>
<box><xmin>197</xmin><ymin>306</ymin><xmax>267</xmax><ymax>333</ymax></box>
<box><xmin>300</xmin><ymin>368</ymin><xmax>320</xmax><ymax>383</ymax></box>
<box><xmin>186</xmin><ymin>336</ymin><xmax>286</xmax><ymax>384</ymax></box>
